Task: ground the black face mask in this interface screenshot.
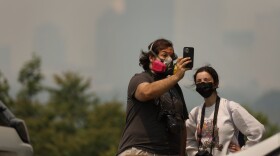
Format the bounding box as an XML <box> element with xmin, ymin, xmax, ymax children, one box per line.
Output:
<box><xmin>196</xmin><ymin>82</ymin><xmax>215</xmax><ymax>98</ymax></box>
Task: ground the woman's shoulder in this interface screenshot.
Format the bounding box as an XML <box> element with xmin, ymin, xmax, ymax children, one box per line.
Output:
<box><xmin>220</xmin><ymin>97</ymin><xmax>243</xmax><ymax>111</ymax></box>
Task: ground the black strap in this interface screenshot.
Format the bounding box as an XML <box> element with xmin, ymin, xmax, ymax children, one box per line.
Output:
<box><xmin>157</xmin><ymin>90</ymin><xmax>176</xmax><ymax>115</ymax></box>
<box><xmin>169</xmin><ymin>90</ymin><xmax>175</xmax><ymax>109</ymax></box>
<box><xmin>197</xmin><ymin>96</ymin><xmax>220</xmax><ymax>154</ymax></box>
<box><xmin>147</xmin><ymin>69</ymin><xmax>188</xmax><ymax>120</ymax></box>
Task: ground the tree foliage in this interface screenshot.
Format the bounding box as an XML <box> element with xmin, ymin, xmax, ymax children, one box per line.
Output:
<box><xmin>17</xmin><ymin>53</ymin><xmax>44</xmax><ymax>102</ymax></box>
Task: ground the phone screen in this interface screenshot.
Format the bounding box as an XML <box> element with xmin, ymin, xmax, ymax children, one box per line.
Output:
<box><xmin>183</xmin><ymin>47</ymin><xmax>194</xmax><ymax>69</ymax></box>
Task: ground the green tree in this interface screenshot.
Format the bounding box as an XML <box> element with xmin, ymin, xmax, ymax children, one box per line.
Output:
<box><xmin>39</xmin><ymin>71</ymin><xmax>99</xmax><ymax>156</ymax></box>
<box><xmin>47</xmin><ymin>71</ymin><xmax>98</xmax><ymax>128</ymax></box>
<box><xmin>77</xmin><ymin>101</ymin><xmax>125</xmax><ymax>156</ymax></box>
<box><xmin>13</xmin><ymin>53</ymin><xmax>45</xmax><ymax>119</ymax></box>
<box><xmin>17</xmin><ymin>53</ymin><xmax>44</xmax><ymax>102</ymax></box>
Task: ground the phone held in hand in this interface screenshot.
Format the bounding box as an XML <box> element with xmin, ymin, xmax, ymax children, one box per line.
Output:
<box><xmin>183</xmin><ymin>47</ymin><xmax>194</xmax><ymax>69</ymax></box>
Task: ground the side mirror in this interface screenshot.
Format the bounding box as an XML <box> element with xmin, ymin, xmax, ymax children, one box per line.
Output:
<box><xmin>0</xmin><ymin>101</ymin><xmax>31</xmax><ymax>144</ymax></box>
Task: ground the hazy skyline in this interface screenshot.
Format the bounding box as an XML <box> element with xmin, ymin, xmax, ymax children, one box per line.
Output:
<box><xmin>1</xmin><ymin>0</ymin><xmax>280</xmax><ymax>125</ymax></box>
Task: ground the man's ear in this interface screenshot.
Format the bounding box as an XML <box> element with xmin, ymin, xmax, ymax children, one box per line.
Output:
<box><xmin>149</xmin><ymin>54</ymin><xmax>156</xmax><ymax>62</ymax></box>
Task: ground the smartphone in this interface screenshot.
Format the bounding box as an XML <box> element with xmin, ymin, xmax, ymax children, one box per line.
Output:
<box><xmin>183</xmin><ymin>47</ymin><xmax>194</xmax><ymax>69</ymax></box>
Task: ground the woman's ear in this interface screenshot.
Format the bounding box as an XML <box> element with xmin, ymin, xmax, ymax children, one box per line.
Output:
<box><xmin>214</xmin><ymin>82</ymin><xmax>219</xmax><ymax>89</ymax></box>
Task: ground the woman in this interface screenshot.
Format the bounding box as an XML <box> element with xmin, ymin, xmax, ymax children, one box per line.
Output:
<box><xmin>186</xmin><ymin>65</ymin><xmax>265</xmax><ymax>156</ymax></box>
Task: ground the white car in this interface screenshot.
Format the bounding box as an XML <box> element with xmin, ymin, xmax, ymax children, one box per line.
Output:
<box><xmin>0</xmin><ymin>101</ymin><xmax>33</xmax><ymax>156</ymax></box>
<box><xmin>229</xmin><ymin>132</ymin><xmax>280</xmax><ymax>156</ymax></box>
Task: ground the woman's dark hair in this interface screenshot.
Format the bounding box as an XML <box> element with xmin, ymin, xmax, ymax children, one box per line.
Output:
<box><xmin>193</xmin><ymin>65</ymin><xmax>219</xmax><ymax>86</ymax></box>
<box><xmin>139</xmin><ymin>38</ymin><xmax>173</xmax><ymax>70</ymax></box>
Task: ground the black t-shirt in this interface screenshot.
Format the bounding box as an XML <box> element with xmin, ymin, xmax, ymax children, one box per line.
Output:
<box><xmin>117</xmin><ymin>71</ymin><xmax>188</xmax><ymax>155</ymax></box>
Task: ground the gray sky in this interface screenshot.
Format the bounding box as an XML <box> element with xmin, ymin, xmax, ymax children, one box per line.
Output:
<box><xmin>1</xmin><ymin>0</ymin><xmax>280</xmax><ymax>124</ymax></box>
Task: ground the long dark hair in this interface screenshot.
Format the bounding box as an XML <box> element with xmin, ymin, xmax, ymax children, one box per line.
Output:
<box><xmin>139</xmin><ymin>38</ymin><xmax>173</xmax><ymax>70</ymax></box>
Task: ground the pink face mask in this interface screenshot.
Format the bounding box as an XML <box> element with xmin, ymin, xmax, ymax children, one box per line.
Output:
<box><xmin>151</xmin><ymin>60</ymin><xmax>166</xmax><ymax>73</ymax></box>
<box><xmin>151</xmin><ymin>57</ymin><xmax>172</xmax><ymax>73</ymax></box>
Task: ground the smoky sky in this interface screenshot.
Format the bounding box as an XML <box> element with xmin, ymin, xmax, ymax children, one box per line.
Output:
<box><xmin>0</xmin><ymin>0</ymin><xmax>280</xmax><ymax>124</ymax></box>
